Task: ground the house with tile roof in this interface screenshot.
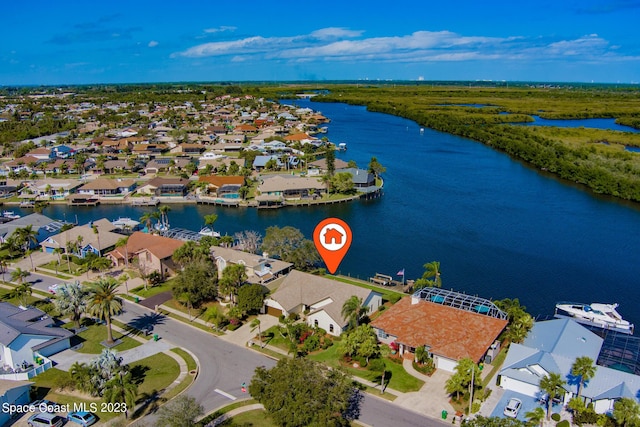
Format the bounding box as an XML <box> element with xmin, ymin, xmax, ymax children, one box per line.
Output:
<box><xmin>106</xmin><ymin>231</ymin><xmax>185</xmax><ymax>278</ymax></box>
<box><xmin>198</xmin><ymin>176</ymin><xmax>245</xmax><ymax>198</ymax></box>
<box><xmin>498</xmin><ymin>318</ymin><xmax>640</xmax><ymax>414</ymax></box>
<box><xmin>0</xmin><ymin>302</ymin><xmax>73</xmax><ymax>380</ymax></box>
<box><xmin>77</xmin><ymin>178</ymin><xmax>136</xmax><ymax>196</ymax></box>
<box><xmin>137</xmin><ymin>177</ymin><xmax>189</xmax><ymax>197</ymax></box>
<box><xmin>371</xmin><ymin>288</ymin><xmax>508</xmax><ymax>372</ymax></box>
<box><xmin>209</xmin><ymin>246</ymin><xmax>292</xmax><ymax>285</ymax></box>
<box><xmin>40</xmin><ymin>218</ymin><xmax>122</xmax><ymax>257</ymax></box>
<box><xmin>257</xmin><ymin>175</ymin><xmax>326</xmax><ymax>199</ymax></box>
<box><xmin>265</xmin><ymin>270</ymin><xmax>383</xmax><ymax>336</ymax></box>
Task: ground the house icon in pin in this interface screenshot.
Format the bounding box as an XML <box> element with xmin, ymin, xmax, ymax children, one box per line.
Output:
<box><xmin>324</xmin><ymin>228</ymin><xmax>344</xmax><ymax>245</ymax></box>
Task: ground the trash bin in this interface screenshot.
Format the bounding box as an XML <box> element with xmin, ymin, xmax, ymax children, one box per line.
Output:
<box><xmin>441</xmin><ymin>410</ymin><xmax>448</xmax><ymax>420</ymax></box>
<box><xmin>135</xmin><ymin>297</ymin><xmax>139</xmax><ymax>303</ymax></box>
<box><xmin>153</xmin><ymin>334</ymin><xmax>159</xmax><ymax>342</ymax></box>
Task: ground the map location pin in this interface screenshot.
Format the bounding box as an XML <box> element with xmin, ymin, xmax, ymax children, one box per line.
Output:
<box><xmin>313</xmin><ymin>218</ymin><xmax>353</xmax><ymax>274</ymax></box>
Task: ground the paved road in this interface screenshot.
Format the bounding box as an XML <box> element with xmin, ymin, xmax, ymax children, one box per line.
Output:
<box><xmin>12</xmin><ymin>271</ymin><xmax>446</xmax><ymax>426</ymax></box>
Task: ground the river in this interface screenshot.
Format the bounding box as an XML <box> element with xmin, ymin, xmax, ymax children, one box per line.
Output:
<box><xmin>16</xmin><ymin>100</ymin><xmax>640</xmax><ymax>326</ymax></box>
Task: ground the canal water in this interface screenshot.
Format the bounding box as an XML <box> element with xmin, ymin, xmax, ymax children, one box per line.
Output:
<box><xmin>20</xmin><ymin>100</ymin><xmax>640</xmax><ymax>326</ymax></box>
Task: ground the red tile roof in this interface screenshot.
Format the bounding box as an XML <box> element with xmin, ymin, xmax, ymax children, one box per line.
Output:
<box><xmin>108</xmin><ymin>231</ymin><xmax>185</xmax><ymax>261</ymax></box>
<box><xmin>371</xmin><ymin>297</ymin><xmax>507</xmax><ymax>363</ymax></box>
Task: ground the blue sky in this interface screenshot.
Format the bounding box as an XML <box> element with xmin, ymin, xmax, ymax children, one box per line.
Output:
<box><xmin>2</xmin><ymin>0</ymin><xmax>640</xmax><ymax>85</ymax></box>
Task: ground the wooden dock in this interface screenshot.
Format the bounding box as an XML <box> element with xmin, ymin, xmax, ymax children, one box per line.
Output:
<box><xmin>132</xmin><ymin>198</ymin><xmax>160</xmax><ymax>206</ymax></box>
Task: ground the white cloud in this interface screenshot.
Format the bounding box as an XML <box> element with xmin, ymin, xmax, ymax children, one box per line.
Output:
<box><xmin>148</xmin><ymin>40</ymin><xmax>159</xmax><ymax>48</ymax></box>
<box><xmin>171</xmin><ymin>27</ymin><xmax>631</xmax><ymax>65</ymax></box>
<box><xmin>204</xmin><ymin>26</ymin><xmax>236</xmax><ymax>34</ymax></box>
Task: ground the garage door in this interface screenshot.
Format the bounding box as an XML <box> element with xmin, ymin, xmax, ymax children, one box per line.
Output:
<box><xmin>266</xmin><ymin>306</ymin><xmax>282</xmax><ymax>317</ymax></box>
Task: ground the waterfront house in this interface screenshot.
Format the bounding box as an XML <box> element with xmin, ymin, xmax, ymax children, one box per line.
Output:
<box><xmin>257</xmin><ymin>175</ymin><xmax>326</xmax><ymax>199</ymax></box>
<box><xmin>198</xmin><ymin>176</ymin><xmax>245</xmax><ymax>198</ymax></box>
<box><xmin>308</xmin><ymin>158</ymin><xmax>350</xmax><ymax>174</ymax></box>
<box><xmin>91</xmin><ymin>159</ymin><xmax>131</xmax><ymax>174</ymax></box>
<box><xmin>137</xmin><ymin>177</ymin><xmax>189</xmax><ymax>197</ymax></box>
<box><xmin>106</xmin><ymin>231</ymin><xmax>185</xmax><ymax>278</ymax></box>
<box><xmin>210</xmin><ymin>246</ymin><xmax>293</xmax><ymax>285</ymax></box>
<box><xmin>371</xmin><ymin>288</ymin><xmax>508</xmax><ymax>371</ymax></box>
<box><xmin>0</xmin><ymin>213</ymin><xmax>66</xmax><ymax>248</ymax></box>
<box><xmin>0</xmin><ymin>302</ymin><xmax>73</xmax><ymax>380</ymax></box>
<box><xmin>22</xmin><ymin>179</ymin><xmax>81</xmax><ymax>200</ymax></box>
<box><xmin>337</xmin><ymin>168</ymin><xmax>377</xmax><ymax>191</ymax></box>
<box><xmin>77</xmin><ymin>178</ymin><xmax>136</xmax><ymax>196</ymax></box>
<box><xmin>40</xmin><ymin>218</ymin><xmax>121</xmax><ymax>257</ymax></box>
<box><xmin>498</xmin><ymin>318</ymin><xmax>640</xmax><ymax>414</ymax></box>
<box><xmin>264</xmin><ymin>270</ymin><xmax>382</xmax><ymax>336</ymax></box>
<box><xmin>252</xmin><ymin>155</ymin><xmax>283</xmax><ymax>171</ymax></box>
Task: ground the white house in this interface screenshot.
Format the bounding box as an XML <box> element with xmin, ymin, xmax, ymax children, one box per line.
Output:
<box><xmin>265</xmin><ymin>270</ymin><xmax>383</xmax><ymax>336</ymax></box>
<box><xmin>0</xmin><ymin>303</ymin><xmax>73</xmax><ymax>380</ymax></box>
<box><xmin>498</xmin><ymin>318</ymin><xmax>640</xmax><ymax>413</ymax></box>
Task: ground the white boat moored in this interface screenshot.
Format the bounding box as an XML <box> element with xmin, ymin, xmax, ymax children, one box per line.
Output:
<box><xmin>554</xmin><ymin>302</ymin><xmax>634</xmax><ymax>335</ymax></box>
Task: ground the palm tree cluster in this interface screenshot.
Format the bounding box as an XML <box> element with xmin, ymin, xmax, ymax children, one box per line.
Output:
<box><xmin>1</xmin><ymin>225</ymin><xmax>39</xmax><ymax>270</ymax></box>
<box><xmin>55</xmin><ymin>278</ymin><xmax>122</xmax><ymax>344</ymax></box>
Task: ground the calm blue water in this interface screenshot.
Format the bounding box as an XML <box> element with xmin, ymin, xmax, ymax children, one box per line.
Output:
<box><xmin>17</xmin><ymin>100</ymin><xmax>640</xmax><ymax>326</ymax></box>
<box><xmin>525</xmin><ymin>115</ymin><xmax>640</xmax><ymax>133</ymax></box>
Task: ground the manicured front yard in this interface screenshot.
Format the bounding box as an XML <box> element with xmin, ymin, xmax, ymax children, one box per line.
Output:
<box><xmin>31</xmin><ymin>352</ymin><xmax>180</xmax><ymax>423</ymax></box>
<box><xmin>227</xmin><ymin>409</ymin><xmax>277</xmax><ymax>427</ymax></box>
<box><xmin>308</xmin><ymin>344</ymin><xmax>424</xmax><ymax>393</ymax></box>
<box><xmin>71</xmin><ymin>322</ymin><xmax>142</xmax><ymax>354</ymax></box>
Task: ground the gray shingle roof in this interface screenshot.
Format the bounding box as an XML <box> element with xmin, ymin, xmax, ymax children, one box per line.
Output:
<box><xmin>0</xmin><ymin>302</ymin><xmax>73</xmax><ymax>347</ymax></box>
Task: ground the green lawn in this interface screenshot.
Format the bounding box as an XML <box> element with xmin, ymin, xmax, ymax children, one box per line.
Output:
<box><xmin>308</xmin><ymin>344</ymin><xmax>423</xmax><ymax>393</ymax></box>
<box><xmin>131</xmin><ymin>353</ymin><xmax>180</xmax><ymax>396</ymax></box>
<box><xmin>227</xmin><ymin>410</ymin><xmax>278</xmax><ymax>427</ymax></box>
<box><xmin>73</xmin><ymin>323</ymin><xmax>142</xmax><ymax>354</ymax></box>
<box><xmin>172</xmin><ymin>347</ymin><xmax>197</xmax><ymax>371</ymax></box>
<box><xmin>132</xmin><ymin>280</ymin><xmax>174</xmax><ymax>298</ymax></box>
<box><xmin>40</xmin><ymin>259</ymin><xmax>84</xmax><ymax>276</ymax></box>
<box><xmin>32</xmin><ymin>351</ymin><xmax>180</xmax><ymax>423</ymax></box>
<box><xmin>328</xmin><ymin>275</ymin><xmax>404</xmax><ymax>302</ymax></box>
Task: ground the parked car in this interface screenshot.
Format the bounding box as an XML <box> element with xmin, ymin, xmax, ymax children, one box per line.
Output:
<box><xmin>67</xmin><ymin>411</ymin><xmax>97</xmax><ymax>426</ymax></box>
<box><xmin>503</xmin><ymin>397</ymin><xmax>522</xmax><ymax>418</ymax></box>
<box><xmin>30</xmin><ymin>400</ymin><xmax>57</xmax><ymax>412</ymax></box>
<box><xmin>27</xmin><ymin>412</ymin><xmax>66</xmax><ymax>427</ymax></box>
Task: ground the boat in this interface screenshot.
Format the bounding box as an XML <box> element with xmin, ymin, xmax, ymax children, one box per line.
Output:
<box><xmin>337</xmin><ymin>142</ymin><xmax>347</xmax><ymax>151</ymax></box>
<box><xmin>554</xmin><ymin>302</ymin><xmax>634</xmax><ymax>335</ymax></box>
<box><xmin>112</xmin><ymin>217</ymin><xmax>140</xmax><ymax>230</ymax></box>
<box><xmin>198</xmin><ymin>227</ymin><xmax>221</xmax><ymax>238</ymax></box>
<box><xmin>2</xmin><ymin>211</ymin><xmax>21</xmax><ymax>219</ymax></box>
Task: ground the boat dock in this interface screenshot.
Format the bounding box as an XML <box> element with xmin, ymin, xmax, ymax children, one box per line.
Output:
<box><xmin>132</xmin><ymin>198</ymin><xmax>160</xmax><ymax>206</ymax></box>
<box><xmin>68</xmin><ymin>196</ymin><xmax>100</xmax><ymax>206</ymax></box>
<box><xmin>196</xmin><ymin>196</ymin><xmax>239</xmax><ymax>207</ymax></box>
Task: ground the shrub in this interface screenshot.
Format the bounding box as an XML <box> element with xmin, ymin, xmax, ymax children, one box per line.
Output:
<box><xmin>551</xmin><ymin>413</ymin><xmax>561</xmax><ymax>422</ymax></box>
<box><xmin>368</xmin><ymin>358</ymin><xmax>386</xmax><ymax>373</ymax></box>
<box><xmin>302</xmin><ymin>334</ymin><xmax>320</xmax><ymax>352</ymax></box>
<box><xmin>557</xmin><ymin>421</ymin><xmax>570</xmax><ymax>427</ymax></box>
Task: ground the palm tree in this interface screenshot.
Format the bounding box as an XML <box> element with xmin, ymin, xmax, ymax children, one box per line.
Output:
<box><xmin>87</xmin><ymin>278</ymin><xmax>123</xmax><ymax>345</ymax></box>
<box><xmin>539</xmin><ymin>372</ymin><xmax>567</xmax><ymax>420</ymax></box>
<box><xmin>65</xmin><ymin>241</ymin><xmax>75</xmax><ymax>272</ymax></box>
<box><xmin>139</xmin><ymin>212</ymin><xmax>153</xmax><ymax>232</ymax></box>
<box><xmin>93</xmin><ymin>225</ymin><xmax>102</xmax><ymax>255</ymax></box>
<box><xmin>158</xmin><ymin>205</ymin><xmax>171</xmax><ymax>229</ymax></box>
<box><xmin>203</xmin><ymin>213</ymin><xmax>218</xmax><ymax>231</ymax></box>
<box><xmin>103</xmin><ymin>371</ymin><xmax>137</xmax><ymax>419</ymax></box>
<box><xmin>423</xmin><ymin>261</ymin><xmax>442</xmax><ymax>288</ymax></box>
<box><xmin>571</xmin><ymin>356</ymin><xmax>597</xmax><ymax>397</ymax></box>
<box><xmin>115</xmin><ymin>237</ymin><xmax>129</xmax><ymax>267</ymax></box>
<box><xmin>15</xmin><ymin>225</ymin><xmax>38</xmax><ymax>271</ymax></box>
<box><xmin>341</xmin><ymin>296</ymin><xmax>365</xmax><ymax>330</ymax></box>
<box><xmin>54</xmin><ymin>282</ymin><xmax>88</xmax><ymax>329</ymax></box>
<box><xmin>12</xmin><ymin>282</ymin><xmax>33</xmax><ymax>307</ymax></box>
<box><xmin>10</xmin><ymin>267</ymin><xmax>30</xmax><ymax>285</ymax></box>
<box><xmin>250</xmin><ymin>318</ymin><xmax>263</xmax><ymax>347</ymax></box>
<box><xmin>613</xmin><ymin>398</ymin><xmax>640</xmax><ymax>427</ymax></box>
<box><xmin>0</xmin><ymin>254</ymin><xmax>9</xmax><ymax>282</ymax></box>
<box><xmin>118</xmin><ymin>273</ymin><xmax>130</xmax><ymax>295</ymax></box>
<box><xmin>87</xmin><ymin>257</ymin><xmax>112</xmax><ymax>278</ymax></box>
<box><xmin>524</xmin><ymin>407</ymin><xmax>545</xmax><ymax>427</ymax></box>
<box><xmin>52</xmin><ymin>247</ymin><xmax>64</xmax><ymax>274</ymax></box>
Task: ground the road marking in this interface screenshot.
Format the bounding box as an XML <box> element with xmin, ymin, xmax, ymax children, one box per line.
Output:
<box><xmin>214</xmin><ymin>389</ymin><xmax>237</xmax><ymax>400</ymax></box>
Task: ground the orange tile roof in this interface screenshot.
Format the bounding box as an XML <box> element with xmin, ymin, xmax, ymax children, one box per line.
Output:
<box><xmin>371</xmin><ymin>297</ymin><xmax>507</xmax><ymax>363</ymax></box>
<box><xmin>283</xmin><ymin>133</ymin><xmax>312</xmax><ymax>141</ymax></box>
<box><xmin>109</xmin><ymin>231</ymin><xmax>185</xmax><ymax>261</ymax></box>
